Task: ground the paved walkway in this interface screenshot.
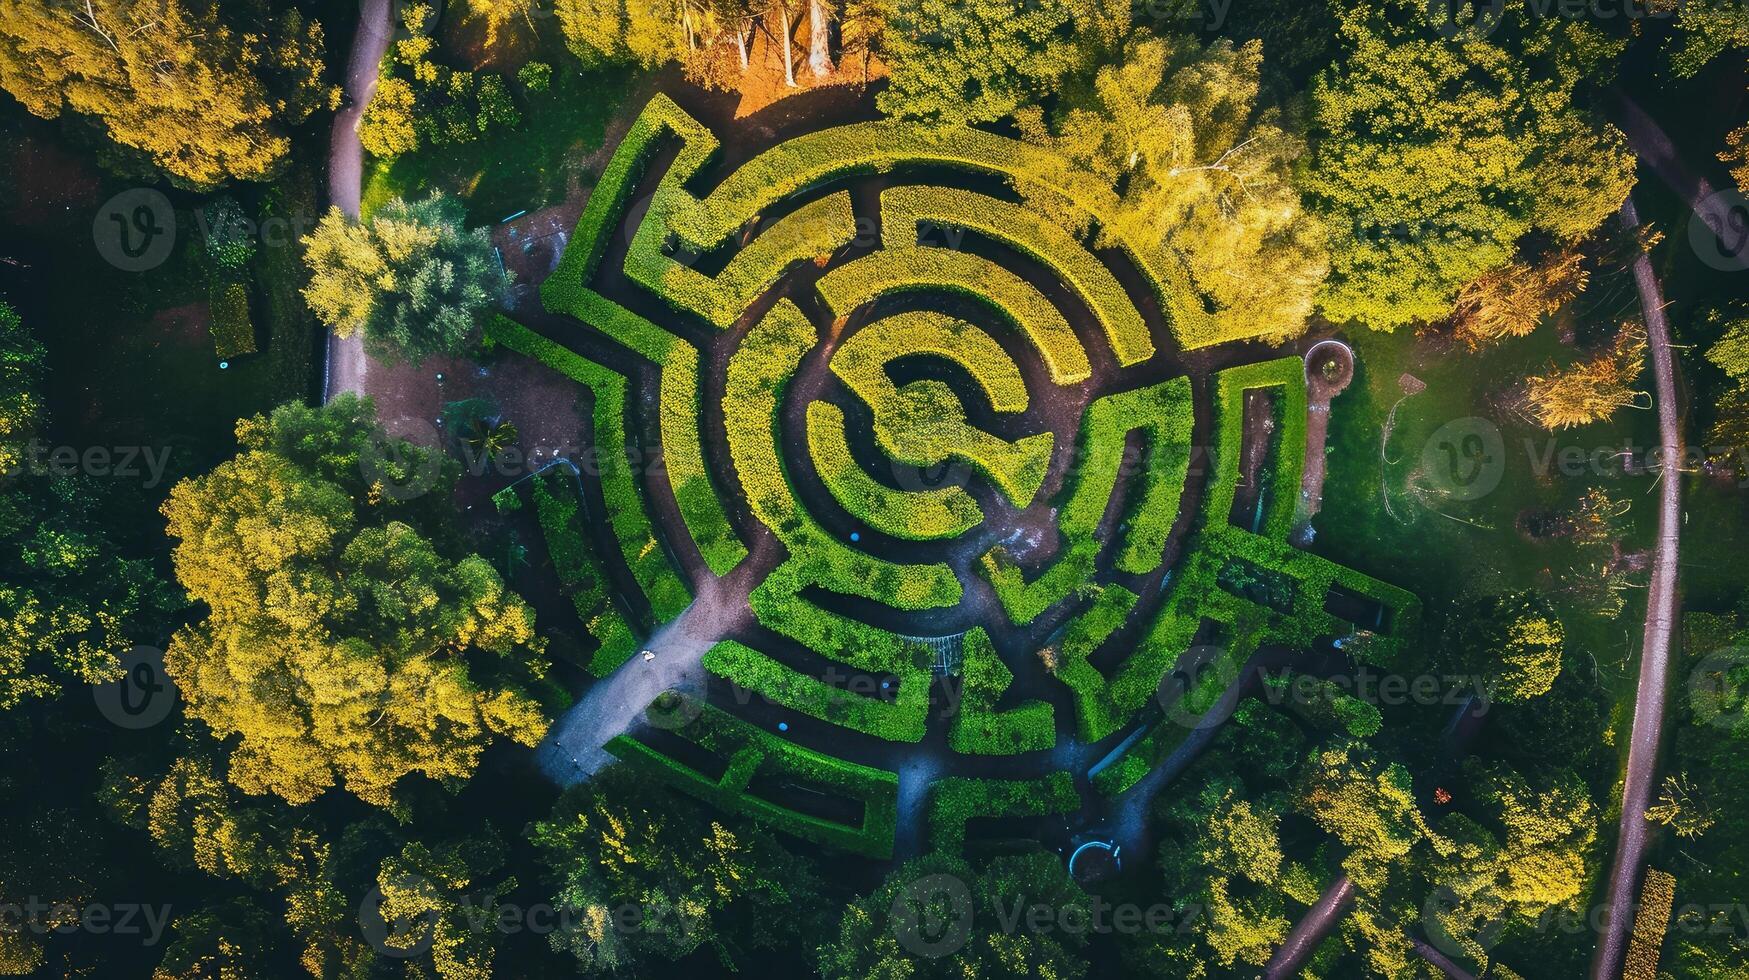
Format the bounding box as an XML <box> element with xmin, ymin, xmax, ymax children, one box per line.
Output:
<box><xmin>321</xmin><ymin>0</ymin><xmax>394</xmax><ymax>402</ymax></box>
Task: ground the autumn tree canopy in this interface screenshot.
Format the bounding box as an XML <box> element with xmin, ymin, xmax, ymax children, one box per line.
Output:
<box><xmin>160</xmin><ymin>397</ymin><xmax>552</xmax><ymax>808</ymax></box>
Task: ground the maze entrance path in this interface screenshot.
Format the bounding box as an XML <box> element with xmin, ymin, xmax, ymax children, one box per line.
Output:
<box><xmin>502</xmin><ymin>93</ymin><xmax>1418</xmax><ymax>862</ymax></box>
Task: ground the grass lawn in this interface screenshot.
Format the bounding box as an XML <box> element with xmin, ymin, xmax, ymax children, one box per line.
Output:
<box><xmin>361</xmin><ymin>65</ymin><xmax>639</xmax><ymax>225</ymax></box>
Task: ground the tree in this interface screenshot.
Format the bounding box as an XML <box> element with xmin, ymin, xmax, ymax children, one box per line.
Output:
<box><xmin>529</xmin><ymin>767</ymin><xmax>826</xmax><ymax>974</ymax></box>
<box><xmin>1305</xmin><ymin>0</ymin><xmax>1634</xmax><ymax>329</ymax></box>
<box><xmin>877</xmin><ymin>0</ymin><xmax>1084</xmax><ymax>125</ymax></box>
<box><xmin>806</xmin><ymin>0</ymin><xmax>832</xmax><ymax>77</ymax></box>
<box><xmin>1661</xmin><ymin>0</ymin><xmax>1749</xmax><ymax>77</ymax></box>
<box><xmin>1451</xmin><ymin>247</ymin><xmax>1589</xmax><ymax>347</ymax></box>
<box><xmin>818</xmin><ymin>849</ymin><xmax>1090</xmax><ymax>980</ymax></box>
<box><xmin>152</xmin><ymin>898</ymin><xmax>281</xmax><ymax>980</ymax></box>
<box><xmin>301</xmin><ymin>193</ymin><xmax>510</xmax><ymax>364</ymax></box>
<box><xmin>159</xmin><ymin>397</ymin><xmax>552</xmax><ymax>808</ymax></box>
<box><xmin>1298</xmin><ymin>740</ymin><xmax>1442</xmax><ymax>892</ymax></box>
<box><xmin>1020</xmin><ymin>34</ymin><xmax>1328</xmax><ymax>341</ymax></box>
<box><xmin>557</xmin><ymin>0</ymin><xmax>687</xmax><ymax>69</ymax></box>
<box><xmin>1645</xmin><ymin>772</ymin><xmax>1715</xmax><ymax>841</ymax></box>
<box><xmin>0</xmin><ymin>0</ymin><xmax>327</xmax><ymax>189</ymax></box>
<box><xmin>1441</xmin><ymin>592</ymin><xmax>1565</xmax><ymax>704</ymax></box>
<box><xmin>1522</xmin><ymin>323</ymin><xmax>1648</xmax><ymax>430</ymax></box>
<box><xmin>0</xmin><ymin>301</ymin><xmax>181</xmax><ymax>709</ymax></box>
<box><xmin>372</xmin><ymin>834</ymin><xmax>515</xmax><ymax>979</ymax></box>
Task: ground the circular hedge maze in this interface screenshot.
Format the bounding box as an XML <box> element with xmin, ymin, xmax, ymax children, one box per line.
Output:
<box><xmin>492</xmin><ymin>95</ymin><xmax>1420</xmax><ymax>861</ymax></box>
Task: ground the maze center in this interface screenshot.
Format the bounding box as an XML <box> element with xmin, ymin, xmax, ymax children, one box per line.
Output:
<box><xmin>496</xmin><ymin>95</ymin><xmax>1421</xmax><ymax>860</ymax></box>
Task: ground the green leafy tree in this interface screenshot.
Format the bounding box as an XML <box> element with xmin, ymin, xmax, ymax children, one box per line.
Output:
<box><xmin>1441</xmin><ymin>592</ymin><xmax>1566</xmax><ymax>704</ymax></box>
<box><xmin>877</xmin><ymin>0</ymin><xmax>1084</xmax><ymax>125</ymax></box>
<box><xmin>152</xmin><ymin>898</ymin><xmax>281</xmax><ymax>980</ymax></box>
<box><xmin>819</xmin><ymin>849</ymin><xmax>1091</xmax><ymax>980</ymax></box>
<box><xmin>1305</xmin><ymin>0</ymin><xmax>1634</xmax><ymax>329</ymax></box>
<box><xmin>159</xmin><ymin>397</ymin><xmax>551</xmax><ymax>808</ymax></box>
<box><xmin>0</xmin><ymin>301</ymin><xmax>181</xmax><ymax>708</ymax></box>
<box><xmin>530</xmin><ymin>767</ymin><xmax>827</xmax><ymax>974</ymax></box>
<box><xmin>1662</xmin><ymin>0</ymin><xmax>1749</xmax><ymax>76</ymax></box>
<box><xmin>302</xmin><ymin>193</ymin><xmax>510</xmax><ymax>364</ymax></box>
<box><xmin>372</xmin><ymin>834</ymin><xmax>514</xmax><ymax>979</ymax></box>
<box><xmin>0</xmin><ymin>0</ymin><xmax>326</xmax><ymax>188</ymax></box>
<box><xmin>1020</xmin><ymin>34</ymin><xmax>1328</xmax><ymax>341</ymax></box>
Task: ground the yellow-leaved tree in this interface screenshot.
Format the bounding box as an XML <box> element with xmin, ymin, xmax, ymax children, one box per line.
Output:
<box><xmin>160</xmin><ymin>396</ymin><xmax>552</xmax><ymax>808</ymax></box>
<box><xmin>0</xmin><ymin>0</ymin><xmax>328</xmax><ymax>189</ymax></box>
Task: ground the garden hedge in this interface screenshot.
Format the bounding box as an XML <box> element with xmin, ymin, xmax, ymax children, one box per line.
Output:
<box><xmin>947</xmin><ymin>628</ymin><xmax>1056</xmax><ymax>755</ymax></box>
<box><xmin>484</xmin><ymin>316</ymin><xmax>691</xmax><ymax>623</ymax></box>
<box><xmin>926</xmin><ymin>772</ymin><xmax>1079</xmax><ymax>853</ymax></box>
<box><xmin>606</xmin><ymin>692</ymin><xmax>900</xmax><ymax>858</ymax></box>
<box><xmin>816</xmin><ymin>246</ymin><xmax>1091</xmax><ymax>385</ymax></box>
<box><xmin>831</xmin><ymin>310</ymin><xmax>1030</xmax><ymax>412</ymax></box>
<box><xmin>806</xmin><ymin>400</ymin><xmax>983</xmax><ymax>541</ymax></box>
<box><xmin>530</xmin><ymin>473</ymin><xmax>640</xmax><ymax>676</ymax></box>
<box><xmin>881</xmin><ymin>184</ymin><xmax>1153</xmax><ymax>366</ymax></box>
<box><xmin>703</xmin><ymin>639</ymin><xmax>926</xmax><ymax>742</ymax></box>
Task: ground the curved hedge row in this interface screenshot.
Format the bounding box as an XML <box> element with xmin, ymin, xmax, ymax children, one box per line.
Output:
<box><xmin>606</xmin><ymin>692</ymin><xmax>900</xmax><ymax>858</ymax></box>
<box><xmin>485</xmin><ymin>316</ymin><xmax>692</xmax><ymax>623</ymax></box>
<box><xmin>948</xmin><ymin>628</ymin><xmax>1056</xmax><ymax>755</ymax></box>
<box><xmin>627</xmin><ymin>189</ymin><xmax>858</xmax><ymax>328</ymax></box>
<box><xmin>703</xmin><ymin>640</ymin><xmax>927</xmax><ymax>742</ymax></box>
<box><xmin>658</xmin><ymin>113</ymin><xmax>1237</xmax><ymax>349</ymax></box>
<box><xmin>1048</xmin><ymin>584</ymin><xmax>1139</xmax><ymax>742</ymax></box>
<box><xmin>832</xmin><ymin>310</ymin><xmax>1030</xmax><ymax>413</ymax></box>
<box><xmin>882</xmin><ymin>184</ymin><xmax>1153</xmax><ymax>367</ymax></box>
<box><xmin>815</xmin><ymin>246</ymin><xmax>1091</xmax><ymax>385</ymax></box>
<box><xmin>805</xmin><ymin>400</ymin><xmax>983</xmax><ymax>541</ymax></box>
<box><xmin>529</xmin><ymin>472</ymin><xmax>640</xmax><ymax>677</ymax></box>
<box><xmin>659</xmin><ymin>344</ymin><xmax>747</xmax><ymax>575</ymax></box>
<box><xmin>724</xmin><ymin>300</ymin><xmax>961</xmax><ymax>610</ymax></box>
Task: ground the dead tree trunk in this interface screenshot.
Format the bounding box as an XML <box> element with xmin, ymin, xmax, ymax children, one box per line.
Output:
<box><xmin>807</xmin><ymin>0</ymin><xmax>832</xmax><ymax>78</ymax></box>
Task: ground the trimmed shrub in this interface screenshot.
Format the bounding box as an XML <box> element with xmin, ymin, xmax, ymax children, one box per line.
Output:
<box><xmin>882</xmin><ymin>184</ymin><xmax>1153</xmax><ymax>366</ymax></box>
<box><xmin>209</xmin><ymin>281</ymin><xmax>256</xmax><ymax>358</ymax></box>
<box><xmin>703</xmin><ymin>640</ymin><xmax>926</xmax><ymax>742</ymax></box>
<box><xmin>530</xmin><ymin>472</ymin><xmax>640</xmax><ymax>676</ymax></box>
<box><xmin>485</xmin><ymin>316</ymin><xmax>691</xmax><ymax>624</ymax></box>
<box><xmin>831</xmin><ymin>309</ymin><xmax>1030</xmax><ymax>412</ymax></box>
<box><xmin>806</xmin><ymin>401</ymin><xmax>982</xmax><ymax>541</ymax></box>
<box><xmin>816</xmin><ymin>245</ymin><xmax>1090</xmax><ymax>384</ymax></box>
<box><xmin>659</xmin><ymin>343</ymin><xmax>746</xmax><ymax>575</ymax></box>
<box><xmin>948</xmin><ymin>629</ymin><xmax>1056</xmax><ymax>755</ymax></box>
<box><xmin>926</xmin><ymin>773</ymin><xmax>1078</xmax><ymax>852</ymax></box>
<box><xmin>606</xmin><ymin>693</ymin><xmax>900</xmax><ymax>858</ymax></box>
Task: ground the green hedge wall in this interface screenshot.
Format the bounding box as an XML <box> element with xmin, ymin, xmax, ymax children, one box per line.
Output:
<box><xmin>805</xmin><ymin>400</ymin><xmax>983</xmax><ymax>541</ymax></box>
<box><xmin>926</xmin><ymin>772</ymin><xmax>1079</xmax><ymax>853</ymax></box>
<box><xmin>703</xmin><ymin>639</ymin><xmax>927</xmax><ymax>742</ymax></box>
<box><xmin>606</xmin><ymin>692</ymin><xmax>900</xmax><ymax>858</ymax></box>
<box><xmin>530</xmin><ymin>472</ymin><xmax>640</xmax><ymax>676</ymax></box>
<box><xmin>947</xmin><ymin>628</ymin><xmax>1056</xmax><ymax>755</ymax></box>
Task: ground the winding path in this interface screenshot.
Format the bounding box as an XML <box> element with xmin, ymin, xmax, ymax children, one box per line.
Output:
<box><xmin>321</xmin><ymin>0</ymin><xmax>394</xmax><ymax>402</ymax></box>
<box><xmin>1591</xmin><ymin>195</ymin><xmax>1685</xmax><ymax>980</ymax></box>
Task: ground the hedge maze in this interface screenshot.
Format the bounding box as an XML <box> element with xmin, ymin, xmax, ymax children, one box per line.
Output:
<box><xmin>495</xmin><ymin>94</ymin><xmax>1418</xmax><ymax>860</ymax></box>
